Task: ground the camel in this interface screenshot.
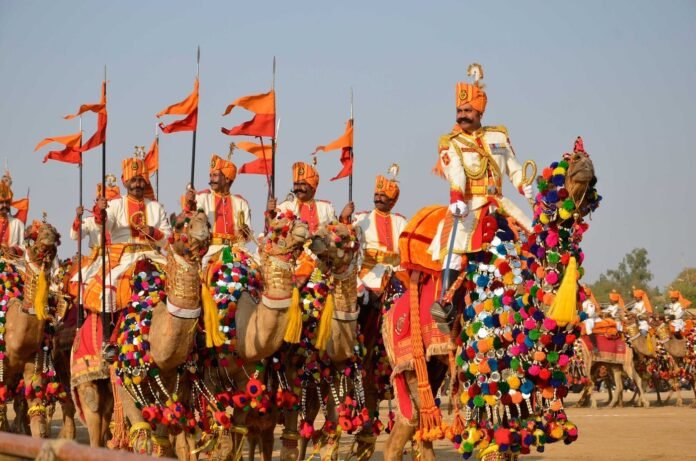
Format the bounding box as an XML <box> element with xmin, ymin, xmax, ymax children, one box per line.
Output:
<box><xmin>383</xmin><ymin>142</ymin><xmax>600</xmax><ymax>460</ymax></box>
<box><xmin>107</xmin><ymin>210</ymin><xmax>211</xmax><ymax>459</ymax></box>
<box><xmin>0</xmin><ymin>220</ymin><xmax>62</xmax><ymax>439</ymax></box>
<box><xmin>574</xmin><ymin>338</ymin><xmax>649</xmax><ymax>408</ymax></box>
<box><xmin>651</xmin><ymin>322</ymin><xmax>696</xmax><ymax>407</ymax></box>
<box><xmin>196</xmin><ymin>218</ymin><xmax>360</xmax><ymax>461</ymax></box>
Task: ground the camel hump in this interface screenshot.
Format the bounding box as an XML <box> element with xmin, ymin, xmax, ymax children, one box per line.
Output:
<box><xmin>398</xmin><ymin>205</ymin><xmax>447</xmax><ymax>275</ymax></box>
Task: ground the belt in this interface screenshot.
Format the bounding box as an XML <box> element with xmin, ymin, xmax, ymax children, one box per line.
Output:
<box><xmin>119</xmin><ymin>243</ymin><xmax>156</xmax><ymax>254</ymax></box>
<box><xmin>211</xmin><ymin>237</ymin><xmax>239</xmax><ymax>246</ymax></box>
<box><xmin>464</xmin><ymin>184</ymin><xmax>500</xmax><ymax>196</ymax></box>
<box><xmin>363</xmin><ymin>249</ymin><xmax>399</xmax><ymax>267</ymax></box>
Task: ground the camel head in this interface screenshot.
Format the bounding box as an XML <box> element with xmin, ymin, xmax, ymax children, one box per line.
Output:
<box><xmin>261</xmin><ymin>212</ymin><xmax>311</xmax><ymax>258</ymax></box>
<box><xmin>169</xmin><ymin>210</ymin><xmax>211</xmax><ymax>263</ymax></box>
<box><xmin>534</xmin><ymin>137</ymin><xmax>600</xmax><ymax>226</ymax></box>
<box><xmin>25</xmin><ymin>219</ymin><xmax>60</xmax><ymax>266</ymax></box>
<box><xmin>308</xmin><ymin>222</ymin><xmax>359</xmax><ymax>275</ymax></box>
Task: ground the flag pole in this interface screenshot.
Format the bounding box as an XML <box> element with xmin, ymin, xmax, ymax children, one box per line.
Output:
<box><xmin>77</xmin><ymin>115</ymin><xmax>84</xmax><ymax>328</ymax></box>
<box><xmin>190</xmin><ymin>46</ymin><xmax>200</xmax><ymax>188</ymax></box>
<box><xmin>349</xmin><ymin>87</ymin><xmax>354</xmax><ymax>203</ymax></box>
<box><xmin>154</xmin><ymin>122</ymin><xmax>160</xmax><ymax>200</ymax></box>
<box><xmin>270</xmin><ymin>56</ymin><xmax>276</xmax><ymax>198</ymax></box>
<box><xmin>100</xmin><ymin>66</ymin><xmax>110</xmax><ymax>347</ymax></box>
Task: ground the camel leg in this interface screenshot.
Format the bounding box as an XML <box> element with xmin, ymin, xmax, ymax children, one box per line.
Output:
<box><xmin>23</xmin><ymin>362</ymin><xmax>48</xmax><ymax>438</ymax></box>
<box><xmin>76</xmin><ymin>381</ymin><xmax>112</xmax><ymax>447</ymax></box>
<box><xmin>174</xmin><ymin>431</ymin><xmax>197</xmax><ymax>461</ymax></box>
<box><xmin>280</xmin><ymin>407</ymin><xmax>300</xmax><ymax>461</ymax></box>
<box><xmin>629</xmin><ymin>368</ymin><xmax>649</xmax><ymax>408</ymax></box>
<box><xmin>57</xmin><ymin>397</ymin><xmax>77</xmax><ymax>439</ymax></box>
<box><xmin>384</xmin><ymin>416</ymin><xmax>416</xmax><ymax>461</ymax></box>
<box><xmin>260</xmin><ymin>424</ymin><xmax>275</xmax><ymax>461</ymax></box>
<box><xmin>609</xmin><ymin>367</ymin><xmax>623</xmax><ymax>407</ymax></box>
<box><xmin>11</xmin><ymin>396</ymin><xmax>30</xmax><ymax>435</ymax></box>
<box><xmin>298</xmin><ymin>387</ymin><xmax>320</xmax><ymax>460</ymax></box>
<box><xmin>352</xmin><ymin>379</ymin><xmax>379</xmax><ymax>460</ymax></box>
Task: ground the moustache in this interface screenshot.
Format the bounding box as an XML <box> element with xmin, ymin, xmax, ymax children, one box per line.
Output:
<box><xmin>457</xmin><ymin>117</ymin><xmax>474</xmax><ymax>124</ymax></box>
<box><xmin>292</xmin><ymin>188</ymin><xmax>307</xmax><ymax>194</ymax></box>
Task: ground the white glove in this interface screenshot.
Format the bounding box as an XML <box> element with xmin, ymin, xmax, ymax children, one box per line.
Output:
<box><xmin>448</xmin><ymin>201</ymin><xmax>468</xmax><ymax>216</ymax></box>
<box><xmin>522</xmin><ymin>184</ymin><xmax>534</xmax><ymax>200</ymax></box>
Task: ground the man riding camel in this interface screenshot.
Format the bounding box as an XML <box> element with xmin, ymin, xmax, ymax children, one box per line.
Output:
<box><xmin>0</xmin><ymin>171</ymin><xmax>25</xmax><ymax>259</ymax></box>
<box><xmin>603</xmin><ymin>290</ymin><xmax>625</xmax><ymax>333</ymax></box>
<box><xmin>184</xmin><ymin>150</ymin><xmax>252</xmax><ymax>268</ymax></box>
<box><xmin>429</xmin><ymin>63</ymin><xmax>534</xmax><ymax>329</ymax></box>
<box><xmin>666</xmin><ymin>289</ymin><xmax>690</xmax><ymax>339</ymax></box>
<box><xmin>267</xmin><ymin>160</ymin><xmax>353</xmax><ymax>232</ymax></box>
<box><xmin>629</xmin><ymin>287</ymin><xmax>653</xmax><ymax>336</ymax></box>
<box><xmin>88</xmin><ymin>150</ymin><xmax>171</xmax><ymax>314</ymax></box>
<box><xmin>353</xmin><ymin>168</ymin><xmax>408</xmax><ymax>302</ymax></box>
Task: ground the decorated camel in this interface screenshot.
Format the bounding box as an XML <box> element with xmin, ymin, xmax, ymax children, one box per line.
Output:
<box><xmin>0</xmin><ymin>219</ymin><xmax>67</xmax><ymax>439</ymax></box>
<box><xmin>382</xmin><ymin>140</ymin><xmax>600</xmax><ymax>460</ymax></box>
<box><xmin>194</xmin><ymin>215</ymin><xmax>360</xmax><ymax>461</ymax></box>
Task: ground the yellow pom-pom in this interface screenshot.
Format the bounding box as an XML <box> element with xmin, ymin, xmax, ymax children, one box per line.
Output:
<box><xmin>559</xmin><ymin>208</ymin><xmax>572</xmax><ymax>220</ymax></box>
<box><xmin>540</xmin><ymin>213</ymin><xmax>550</xmax><ymax>224</ymax></box>
<box><xmin>552</xmin><ymin>167</ymin><xmax>566</xmax><ymax>176</ymax></box>
<box><xmin>507</xmin><ymin>375</ymin><xmax>521</xmax><ymax>389</ymax></box>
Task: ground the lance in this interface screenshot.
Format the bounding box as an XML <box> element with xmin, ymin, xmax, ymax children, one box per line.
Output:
<box><xmin>270</xmin><ymin>56</ymin><xmax>276</xmax><ymax>197</ymax></box>
<box><xmin>100</xmin><ymin>66</ymin><xmax>110</xmax><ymax>347</ymax></box>
<box><xmin>77</xmin><ymin>115</ymin><xmax>84</xmax><ymax>328</ymax></box>
<box><xmin>154</xmin><ymin>122</ymin><xmax>160</xmax><ymax>200</ymax></box>
<box><xmin>349</xmin><ymin>87</ymin><xmax>354</xmax><ymax>203</ymax></box>
<box><xmin>190</xmin><ymin>46</ymin><xmax>200</xmax><ymax>188</ymax></box>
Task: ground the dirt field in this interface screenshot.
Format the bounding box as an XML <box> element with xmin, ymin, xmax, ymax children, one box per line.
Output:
<box><xmin>34</xmin><ymin>391</ymin><xmax>696</xmax><ymax>460</ymax></box>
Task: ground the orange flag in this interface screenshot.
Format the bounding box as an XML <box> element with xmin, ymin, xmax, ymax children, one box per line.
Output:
<box><xmin>221</xmin><ymin>90</ymin><xmax>275</xmax><ymax>138</ymax></box>
<box><xmin>157</xmin><ymin>78</ymin><xmax>199</xmax><ymax>133</ymax></box>
<box><xmin>315</xmin><ymin>121</ymin><xmax>354</xmax><ymax>181</ymax></box>
<box><xmin>77</xmin><ymin>81</ymin><xmax>107</xmax><ymax>152</ymax></box>
<box><xmin>11</xmin><ymin>197</ymin><xmax>29</xmax><ymax>224</ymax></box>
<box><xmin>237</xmin><ymin>141</ymin><xmax>272</xmax><ymax>175</ymax></box>
<box><xmin>34</xmin><ymin>132</ymin><xmax>83</xmax><ymax>164</ymax></box>
<box><xmin>34</xmin><ymin>132</ymin><xmax>82</xmax><ymax>152</ymax></box>
<box><xmin>145</xmin><ymin>136</ymin><xmax>159</xmax><ymax>175</ymax></box>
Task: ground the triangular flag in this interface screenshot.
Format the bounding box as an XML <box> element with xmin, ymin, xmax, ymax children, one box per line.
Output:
<box><xmin>145</xmin><ymin>136</ymin><xmax>159</xmax><ymax>175</ymax></box>
<box><xmin>221</xmin><ymin>90</ymin><xmax>275</xmax><ymax>138</ymax></box>
<box><xmin>236</xmin><ymin>141</ymin><xmax>272</xmax><ymax>175</ymax></box>
<box><xmin>11</xmin><ymin>197</ymin><xmax>29</xmax><ymax>224</ymax></box>
<box><xmin>315</xmin><ymin>121</ymin><xmax>354</xmax><ymax>181</ymax></box>
<box><xmin>157</xmin><ymin>78</ymin><xmax>199</xmax><ymax>133</ymax></box>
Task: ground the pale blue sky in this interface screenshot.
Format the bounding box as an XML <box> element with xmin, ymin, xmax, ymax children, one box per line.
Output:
<box><xmin>1</xmin><ymin>1</ymin><xmax>694</xmax><ymax>290</ymax></box>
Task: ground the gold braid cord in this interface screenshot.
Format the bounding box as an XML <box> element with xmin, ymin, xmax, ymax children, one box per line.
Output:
<box><xmin>165</xmin><ymin>252</ymin><xmax>201</xmax><ymax>309</ymax></box>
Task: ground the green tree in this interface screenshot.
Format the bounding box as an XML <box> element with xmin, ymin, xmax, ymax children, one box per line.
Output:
<box><xmin>589</xmin><ymin>248</ymin><xmax>658</xmax><ymax>304</ymax></box>
<box><xmin>666</xmin><ymin>267</ymin><xmax>696</xmax><ymax>308</ymax></box>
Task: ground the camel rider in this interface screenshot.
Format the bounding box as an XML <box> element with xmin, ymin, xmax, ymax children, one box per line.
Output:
<box><xmin>603</xmin><ymin>290</ymin><xmax>624</xmax><ymax>332</ymax></box>
<box><xmin>353</xmin><ymin>170</ymin><xmax>408</xmax><ymax>303</ymax></box>
<box><xmin>0</xmin><ymin>171</ymin><xmax>25</xmax><ymax>259</ymax></box>
<box><xmin>582</xmin><ymin>286</ymin><xmax>601</xmax><ymax>352</ymax></box>
<box><xmin>70</xmin><ymin>178</ymin><xmax>120</xmax><ymax>284</ymax></box>
<box><xmin>267</xmin><ymin>161</ymin><xmax>354</xmax><ymax>233</ymax></box>
<box><xmin>429</xmin><ymin>64</ymin><xmax>534</xmax><ymax>328</ymax></box>
<box><xmin>666</xmin><ymin>290</ymin><xmax>690</xmax><ymax>339</ymax></box>
<box><xmin>630</xmin><ymin>287</ymin><xmax>653</xmax><ymax>336</ymax></box>
<box><xmin>184</xmin><ymin>151</ymin><xmax>252</xmax><ymax>268</ymax></box>
<box><xmin>90</xmin><ymin>151</ymin><xmax>172</xmax><ymax>314</ymax></box>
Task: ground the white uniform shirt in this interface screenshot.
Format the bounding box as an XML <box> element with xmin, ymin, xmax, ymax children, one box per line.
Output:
<box><xmin>104</xmin><ymin>195</ymin><xmax>171</xmax><ymax>247</ymax></box>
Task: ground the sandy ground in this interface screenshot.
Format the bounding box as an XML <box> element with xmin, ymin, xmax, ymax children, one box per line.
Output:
<box><xmin>26</xmin><ymin>390</ymin><xmax>696</xmax><ymax>460</ymax></box>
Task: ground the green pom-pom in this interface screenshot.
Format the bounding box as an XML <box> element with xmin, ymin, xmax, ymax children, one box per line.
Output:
<box><xmin>547</xmin><ymin>351</ymin><xmax>559</xmax><ymax>363</ymax></box>
<box><xmin>498</xmin><ymin>382</ymin><xmax>510</xmax><ymax>394</ymax></box>
<box><xmin>456</xmin><ymin>355</ymin><xmax>464</xmax><ymax>367</ymax></box>
<box><xmin>528</xmin><ymin>329</ymin><xmax>541</xmax><ymax>341</ymax></box>
<box><xmin>472</xmin><ymin>322</ymin><xmax>482</xmax><ymax>334</ymax></box>
<box><xmin>493</xmin><ymin>296</ymin><xmax>502</xmax><ymax>308</ymax></box>
<box><xmin>222</xmin><ymin>246</ymin><xmax>233</xmax><ymax>264</ymax></box>
<box><xmin>559</xmin><ymin>160</ymin><xmax>569</xmax><ymax>169</ymax></box>
<box><xmin>562</xmin><ymin>199</ymin><xmax>575</xmax><ymax>211</ymax></box>
<box><xmin>547</xmin><ymin>252</ymin><xmax>560</xmax><ymax>264</ymax></box>
<box><xmin>511</xmin><ymin>358</ymin><xmax>520</xmax><ymax>370</ymax></box>
<box><xmin>473</xmin><ymin>395</ymin><xmax>485</xmax><ymax>407</ymax></box>
<box><xmin>552</xmin><ymin>370</ymin><xmax>566</xmax><ymax>381</ymax></box>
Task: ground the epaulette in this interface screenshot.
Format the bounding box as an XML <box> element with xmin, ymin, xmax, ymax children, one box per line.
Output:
<box><xmin>233</xmin><ymin>194</ymin><xmax>249</xmax><ymax>204</ymax></box>
<box><xmin>317</xmin><ymin>199</ymin><xmax>332</xmax><ymax>204</ymax></box>
<box><xmin>484</xmin><ymin>125</ymin><xmax>509</xmax><ymax>136</ymax></box>
<box><xmin>354</xmin><ymin>210</ymin><xmax>369</xmax><ymax>216</ymax></box>
<box><xmin>393</xmin><ymin>212</ymin><xmax>407</xmax><ymax>219</ymax></box>
<box><xmin>439</xmin><ymin>134</ymin><xmax>453</xmax><ymax>151</ymax></box>
<box><xmin>197</xmin><ymin>189</ymin><xmax>211</xmax><ymax>195</ymax></box>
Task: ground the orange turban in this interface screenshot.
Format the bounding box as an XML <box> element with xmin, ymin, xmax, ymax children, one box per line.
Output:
<box><xmin>375</xmin><ymin>175</ymin><xmax>400</xmax><ymax>201</ymax></box>
<box><xmin>632</xmin><ymin>287</ymin><xmax>653</xmax><ymax>313</ymax></box>
<box><xmin>609</xmin><ymin>290</ymin><xmax>625</xmax><ymax>308</ymax></box>
<box><xmin>583</xmin><ymin>285</ymin><xmax>598</xmax><ymax>307</ymax></box>
<box><xmin>121</xmin><ymin>158</ymin><xmax>155</xmax><ymax>200</ymax></box>
<box><xmin>292</xmin><ymin>162</ymin><xmax>319</xmax><ymax>190</ymax></box>
<box><xmin>210</xmin><ymin>154</ymin><xmax>237</xmax><ymax>182</ymax></box>
<box><xmin>455</xmin><ymin>82</ymin><xmax>487</xmax><ymax>113</ymax></box>
<box><xmin>96</xmin><ymin>183</ymin><xmax>121</xmax><ymax>201</ymax></box>
<box><xmin>669</xmin><ymin>290</ymin><xmax>693</xmax><ymax>308</ymax></box>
